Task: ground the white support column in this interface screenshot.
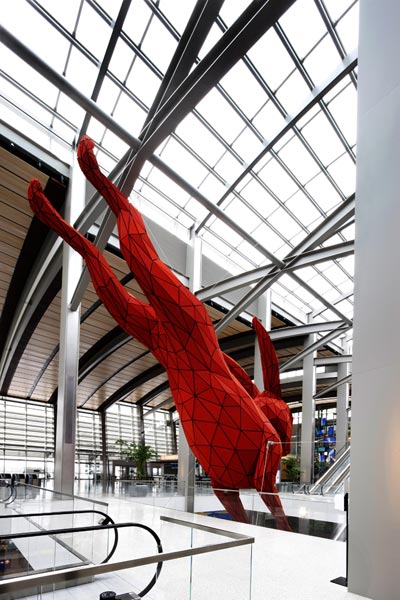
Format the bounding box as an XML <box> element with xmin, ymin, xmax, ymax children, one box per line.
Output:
<box><xmin>253</xmin><ymin>291</ymin><xmax>272</xmax><ymax>390</ymax></box>
<box><xmin>335</xmin><ymin>359</ymin><xmax>349</xmax><ymax>457</ymax></box>
<box><xmin>348</xmin><ymin>1</ymin><xmax>400</xmax><ymax>598</ymax></box>
<box><xmin>54</xmin><ymin>150</ymin><xmax>84</xmax><ymax>495</ymax></box>
<box><xmin>300</xmin><ymin>331</ymin><xmax>316</xmax><ymax>483</ymax></box>
<box><xmin>177</xmin><ymin>227</ymin><xmax>201</xmax><ymax>512</ymax></box>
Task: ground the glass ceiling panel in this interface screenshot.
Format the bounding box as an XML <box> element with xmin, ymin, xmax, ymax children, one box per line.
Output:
<box><xmin>278</xmin><ymin>0</ymin><xmax>326</xmax><ymax>59</ymax></box>
<box><xmin>247</xmin><ymin>29</ymin><xmax>295</xmax><ymax>92</ymax></box>
<box><xmin>252</xmin><ymin>223</ymin><xmax>286</xmax><ymax>255</ymax></box>
<box><xmin>76</xmin><ymin>2</ymin><xmax>111</xmax><ymax>60</ymax></box>
<box><xmin>112</xmin><ymin>90</ymin><xmax>147</xmax><ymax>134</ymax></box>
<box><xmin>277</xmin><ymin>136</ymin><xmax>320</xmax><ymax>184</ymax></box>
<box><xmin>57</xmin><ymin>93</ymin><xmax>86</xmax><ymax>131</ymax></box>
<box><xmin>301</xmin><ymin>110</ymin><xmax>346</xmax><ymax>167</ymax></box>
<box><xmin>220</xmin><ymin>61</ymin><xmax>267</xmax><ymax>119</ymax></box>
<box><xmin>213</xmin><ymin>152</ymin><xmax>243</xmax><ymax>183</ymax></box>
<box><xmin>224</xmin><ymin>198</ymin><xmax>261</xmax><ymax>232</ymax></box>
<box><xmin>96</xmin><ymin>76</ymin><xmax>121</xmax><ymax>114</ymax></box>
<box><xmin>122</xmin><ymin>1</ymin><xmax>153</xmax><ymax>44</ymax></box>
<box><xmin>275</xmin><ymin>69</ymin><xmax>313</xmax><ymax>116</ymax></box>
<box><xmin>140</xmin><ymin>17</ymin><xmax>178</xmax><ymax>74</ymax></box>
<box><xmin>38</xmin><ymin>0</ymin><xmax>81</xmax><ymax>31</ymax></box>
<box><xmin>328</xmin><ymin>85</ymin><xmax>358</xmax><ymax>148</ymax></box>
<box><xmin>219</xmin><ymin>0</ymin><xmax>253</xmax><ymax>26</ymax></box>
<box><xmin>231</xmin><ymin>127</ymin><xmax>265</xmax><ymax>164</ymax></box>
<box><xmin>95</xmin><ymin>0</ymin><xmax>123</xmax><ymax>21</ymax></box>
<box><xmin>234</xmin><ymin>240</ymin><xmax>267</xmax><ymax>266</ymax></box>
<box><xmin>303</xmin><ymin>36</ymin><xmax>342</xmax><ymax>87</ymax></box>
<box><xmin>126</xmin><ymin>58</ymin><xmax>161</xmax><ymax>108</ymax></box>
<box><xmin>108</xmin><ymin>38</ymin><xmax>136</xmax><ymax>82</ymax></box>
<box><xmin>158</xmin><ymin>138</ymin><xmax>209</xmax><ymax>187</ymax></box>
<box><xmin>239</xmin><ymin>179</ymin><xmax>279</xmax><ymax>218</ymax></box>
<box><xmin>65</xmin><ymin>47</ymin><xmax>98</xmax><ymax>97</ymax></box>
<box><xmin>209</xmin><ymin>220</ymin><xmax>243</xmax><ymax>249</ymax></box>
<box><xmin>285</xmin><ymin>190</ymin><xmax>322</xmax><ymax>228</ymax></box>
<box><xmin>176</xmin><ymin>114</ymin><xmax>226</xmax><ymax>166</ymax></box>
<box><xmin>335</xmin><ymin>4</ymin><xmax>360</xmax><ymax>54</ymax></box>
<box><xmin>305</xmin><ymin>172</ymin><xmax>343</xmax><ymax>213</ymax></box>
<box><xmin>327</xmin><ymin>153</ymin><xmax>356</xmax><ymax>197</ymax></box>
<box><xmin>183</xmin><ymin>198</ymin><xmax>209</xmax><ymax>222</ymax></box>
<box><xmin>257</xmin><ymin>157</ymin><xmax>298</xmax><ymax>200</ymax></box>
<box><xmin>268</xmin><ymin>207</ymin><xmax>303</xmax><ymax>241</ymax></box>
<box><xmin>159</xmin><ymin>0</ymin><xmax>197</xmax><ymax>34</ymax></box>
<box><xmin>197</xmin><ymin>24</ymin><xmax>224</xmax><ymax>60</ymax></box>
<box><xmin>252</xmin><ymin>100</ymin><xmax>287</xmax><ymax>142</ymax></box>
<box><xmin>197</xmin><ymin>173</ymin><xmax>226</xmax><ymax>200</ymax></box>
<box><xmin>324</xmin><ymin>0</ymin><xmax>356</xmax><ymax>22</ymax></box>
<box><xmin>197</xmin><ymin>89</ymin><xmax>245</xmax><ymax>143</ymax></box>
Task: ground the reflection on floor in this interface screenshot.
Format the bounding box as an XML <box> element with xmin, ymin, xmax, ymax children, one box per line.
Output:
<box><xmin>0</xmin><ymin>538</ymin><xmax>31</xmax><ymax>577</ymax></box>
<box><xmin>1</xmin><ymin>481</ymin><xmax>369</xmax><ymax>600</ymax></box>
<box><xmin>199</xmin><ymin>509</ymin><xmax>346</xmax><ymax>540</ymax></box>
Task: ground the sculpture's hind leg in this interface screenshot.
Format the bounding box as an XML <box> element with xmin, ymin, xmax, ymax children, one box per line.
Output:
<box><xmin>212</xmin><ymin>486</ymin><xmax>249</xmax><ymax>523</ymax></box>
<box><xmin>27</xmin><ymin>179</ymin><xmax>164</xmax><ymax>358</ymax></box>
<box><xmin>254</xmin><ymin>438</ymin><xmax>291</xmax><ymax>532</ymax></box>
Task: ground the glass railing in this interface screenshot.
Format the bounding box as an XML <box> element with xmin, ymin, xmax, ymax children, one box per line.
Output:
<box><xmin>0</xmin><ymin>515</ymin><xmax>254</xmax><ymax>599</ymax></box>
<box><xmin>0</xmin><ymin>483</ymin><xmax>114</xmax><ymax>586</ymax></box>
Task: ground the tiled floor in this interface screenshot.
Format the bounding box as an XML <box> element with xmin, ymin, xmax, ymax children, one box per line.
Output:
<box><xmin>2</xmin><ymin>483</ymin><xmax>370</xmax><ymax>600</ymax></box>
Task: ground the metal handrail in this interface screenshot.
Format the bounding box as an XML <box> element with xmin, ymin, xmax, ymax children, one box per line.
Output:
<box><xmin>0</xmin><ymin>509</ymin><xmax>119</xmax><ymax>564</ymax></box>
<box><xmin>0</xmin><ymin>518</ymin><xmax>163</xmax><ymax>597</ymax></box>
<box><xmin>0</xmin><ymin>515</ymin><xmax>253</xmax><ymax>597</ymax></box>
<box><xmin>16</xmin><ymin>482</ymin><xmax>108</xmax><ymax>507</ymax></box>
<box><xmin>309</xmin><ymin>446</ymin><xmax>351</xmax><ymax>494</ymax></box>
<box><xmin>0</xmin><ymin>480</ymin><xmax>16</xmax><ymax>505</ymax></box>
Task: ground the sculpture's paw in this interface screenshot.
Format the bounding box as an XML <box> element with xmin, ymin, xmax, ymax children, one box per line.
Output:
<box><xmin>27</xmin><ymin>178</ymin><xmax>45</xmax><ymax>213</ymax></box>
<box><xmin>77</xmin><ymin>135</ymin><xmax>98</xmax><ymax>175</ymax></box>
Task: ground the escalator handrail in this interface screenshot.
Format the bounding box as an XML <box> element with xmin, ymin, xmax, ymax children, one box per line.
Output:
<box><xmin>0</xmin><ymin>481</ymin><xmax>15</xmax><ymax>505</ymax></box>
<box><xmin>309</xmin><ymin>446</ymin><xmax>351</xmax><ymax>493</ymax></box>
<box><xmin>0</xmin><ymin>519</ymin><xmax>163</xmax><ymax>597</ymax></box>
<box><xmin>16</xmin><ymin>482</ymin><xmax>108</xmax><ymax>507</ymax></box>
<box><xmin>0</xmin><ymin>509</ymin><xmax>118</xmax><ymax>564</ymax></box>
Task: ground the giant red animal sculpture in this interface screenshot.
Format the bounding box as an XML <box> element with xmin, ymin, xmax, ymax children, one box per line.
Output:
<box><xmin>28</xmin><ymin>136</ymin><xmax>292</xmax><ymax>530</ymax></box>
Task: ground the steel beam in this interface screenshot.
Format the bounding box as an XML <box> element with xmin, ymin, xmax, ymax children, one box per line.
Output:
<box><xmin>314</xmin><ymin>355</ymin><xmax>352</xmax><ymax>366</ymax></box>
<box><xmin>280</xmin><ymin>324</ymin><xmax>351</xmax><ymax>372</ymax></box>
<box><xmin>213</xmin><ymin>193</ymin><xmax>355</xmax><ymax>333</ymax></box>
<box><xmin>197</xmin><ymin>240</ymin><xmax>353</xmax><ymax>302</ymax></box>
<box><xmin>313</xmin><ymin>373</ymin><xmax>352</xmax><ymax>399</ymax></box>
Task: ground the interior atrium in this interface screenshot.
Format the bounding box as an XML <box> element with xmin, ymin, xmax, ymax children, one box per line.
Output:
<box><xmin>0</xmin><ymin>1</ymin><xmax>398</xmax><ymax>599</ymax></box>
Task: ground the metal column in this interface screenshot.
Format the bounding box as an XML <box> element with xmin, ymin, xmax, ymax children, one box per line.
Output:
<box><xmin>101</xmin><ymin>411</ymin><xmax>108</xmax><ymax>491</ymax></box>
<box><xmin>300</xmin><ymin>331</ymin><xmax>316</xmax><ymax>483</ymax></box>
<box><xmin>335</xmin><ymin>359</ymin><xmax>349</xmax><ymax>457</ymax></box>
<box><xmin>54</xmin><ymin>150</ymin><xmax>85</xmax><ymax>495</ymax></box>
<box><xmin>177</xmin><ymin>227</ymin><xmax>201</xmax><ymax>512</ymax></box>
<box><xmin>348</xmin><ymin>1</ymin><xmax>400</xmax><ymax>597</ymax></box>
<box><xmin>253</xmin><ymin>292</ymin><xmax>272</xmax><ymax>390</ymax></box>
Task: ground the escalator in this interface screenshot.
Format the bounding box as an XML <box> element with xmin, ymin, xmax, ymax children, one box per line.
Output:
<box><xmin>0</xmin><ymin>483</ymin><xmax>163</xmax><ymax>599</ymax></box>
<box><xmin>309</xmin><ymin>446</ymin><xmax>351</xmax><ymax>495</ymax></box>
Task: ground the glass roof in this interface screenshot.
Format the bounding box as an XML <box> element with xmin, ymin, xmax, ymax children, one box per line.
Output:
<box><xmin>0</xmin><ymin>0</ymin><xmax>358</xmax><ymax>327</ymax></box>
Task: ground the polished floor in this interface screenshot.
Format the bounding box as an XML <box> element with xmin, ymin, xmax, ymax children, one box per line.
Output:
<box><xmin>2</xmin><ymin>482</ymin><xmax>370</xmax><ymax>600</ymax></box>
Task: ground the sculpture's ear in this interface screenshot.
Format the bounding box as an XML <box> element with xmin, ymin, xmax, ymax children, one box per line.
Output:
<box><xmin>223</xmin><ymin>353</ymin><xmax>259</xmax><ymax>398</ymax></box>
<box><xmin>252</xmin><ymin>316</ymin><xmax>281</xmax><ymax>397</ymax></box>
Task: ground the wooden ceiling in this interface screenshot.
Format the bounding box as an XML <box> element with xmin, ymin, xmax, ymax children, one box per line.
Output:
<box><xmin>0</xmin><ymin>142</ymin><xmax>340</xmax><ymax>413</ymax></box>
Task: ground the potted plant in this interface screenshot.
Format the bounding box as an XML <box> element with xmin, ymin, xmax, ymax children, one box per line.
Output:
<box><xmin>115</xmin><ymin>438</ymin><xmax>158</xmax><ymax>480</ymax></box>
<box><xmin>281</xmin><ymin>454</ymin><xmax>302</xmax><ymax>482</ymax></box>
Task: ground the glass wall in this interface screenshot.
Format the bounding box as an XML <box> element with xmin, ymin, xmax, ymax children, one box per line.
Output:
<box><xmin>0</xmin><ymin>397</ymin><xmax>176</xmax><ymax>480</ymax></box>
<box><xmin>0</xmin><ymin>397</ymin><xmax>54</xmax><ymax>479</ymax></box>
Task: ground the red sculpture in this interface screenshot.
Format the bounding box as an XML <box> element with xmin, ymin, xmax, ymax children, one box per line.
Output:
<box><xmin>28</xmin><ymin>136</ymin><xmax>292</xmax><ymax>530</ymax></box>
